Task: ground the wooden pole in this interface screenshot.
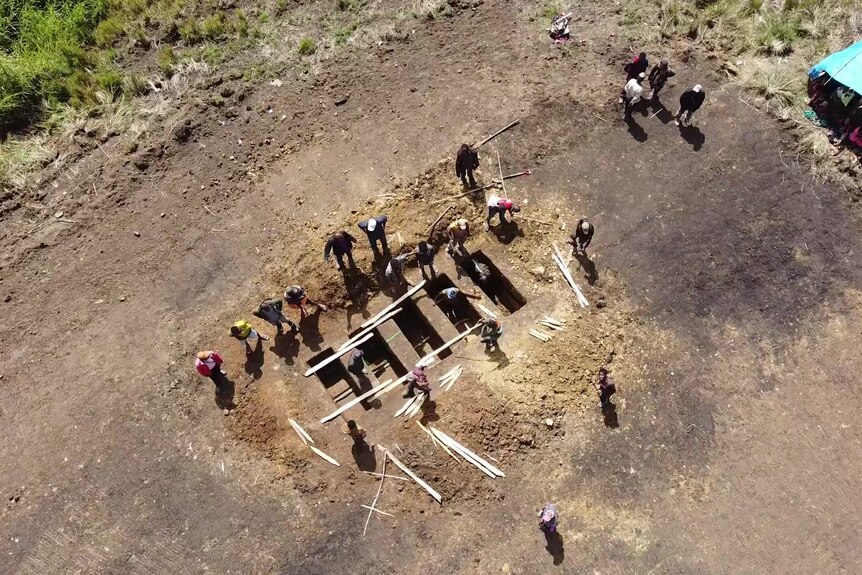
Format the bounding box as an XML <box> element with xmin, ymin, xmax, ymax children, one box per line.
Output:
<box><xmin>304</xmin><ymin>332</ymin><xmax>374</xmax><ymax>377</ymax></box>
<box><xmin>309</xmin><ymin>445</ymin><xmax>340</xmax><ymax>466</ymax></box>
<box><xmin>473</xmin><ymin>119</ymin><xmax>520</xmax><ymax>149</ymax></box>
<box><xmin>496</xmin><ymin>150</ymin><xmax>507</xmax><ymax>197</ymax></box>
<box><xmin>338</xmin><ymin>307</ymin><xmax>403</xmax><ymax>351</ymax></box>
<box><xmin>430</xmin><ymin>428</ymin><xmax>505</xmax><ymax>477</ymax></box>
<box><xmin>320</xmin><ymin>374</ymin><xmax>408</xmax><ymax>423</ymax></box>
<box><xmin>418</xmin><ymin>421</ymin><xmax>460</xmax><ymax>462</ymax></box>
<box><xmin>432</xmin><ymin>171</ymin><xmax>532</xmax><ymax>205</ymax></box>
<box><xmin>361</xmin><ymin>280</ymin><xmax>427</xmax><ymax>329</ymax></box>
<box><xmin>429</xmin><ymin>429</ymin><xmax>496</xmax><ymax>478</ymax></box>
<box><xmin>425</xmin><ymin>205</ymin><xmax>454</xmax><ymax>236</ymax></box>
<box><xmin>288</xmin><ymin>418</ymin><xmax>314</xmax><ymax>445</ymax></box>
<box><xmin>417</xmin><ymin>323</ymin><xmax>481</xmax><ymax>367</ymax></box>
<box><xmin>378</xmin><ymin>445</ymin><xmax>442</xmax><ymax>504</ymax></box>
<box><xmin>361</xmin><ymin>505</ymin><xmax>395</xmax><ymax>518</ymax></box>
<box><xmin>361</xmin><ymin>470</ymin><xmax>410</xmax><ymax>481</ymax></box>
<box><xmin>363</xmin><ymin>454</ymin><xmax>386</xmax><ymax>536</ymax></box>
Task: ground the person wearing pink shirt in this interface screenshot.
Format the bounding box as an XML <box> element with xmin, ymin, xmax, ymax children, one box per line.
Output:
<box><xmin>195</xmin><ymin>351</ymin><xmax>226</xmax><ymax>386</ymax></box>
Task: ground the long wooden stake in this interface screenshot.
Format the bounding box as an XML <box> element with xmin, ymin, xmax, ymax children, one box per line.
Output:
<box><xmin>417</xmin><ymin>421</ymin><xmax>460</xmax><ymax>463</ymax></box>
<box><xmin>288</xmin><ymin>418</ymin><xmax>314</xmax><ymax>445</ymax></box>
<box><xmin>320</xmin><ymin>374</ymin><xmax>407</xmax><ymax>423</ymax></box>
<box><xmin>304</xmin><ymin>332</ymin><xmax>374</xmax><ymax>377</ymax></box>
<box><xmin>339</xmin><ymin>308</ymin><xmax>403</xmax><ymax>351</ymax></box>
<box><xmin>430</xmin><ymin>428</ymin><xmax>505</xmax><ymax>477</ymax></box>
<box><xmin>473</xmin><ymin>119</ymin><xmax>520</xmax><ymax>149</ymax></box>
<box><xmin>361</xmin><ymin>470</ymin><xmax>410</xmax><ymax>481</ymax></box>
<box><xmin>361</xmin><ymin>281</ymin><xmax>427</xmax><ymax>328</ymax></box>
<box><xmin>363</xmin><ymin>454</ymin><xmax>386</xmax><ymax>536</ymax></box>
<box><xmin>429</xmin><ymin>429</ymin><xmax>496</xmax><ymax>479</ymax></box>
<box><xmin>378</xmin><ymin>445</ymin><xmax>442</xmax><ymax>504</ymax></box>
<box><xmin>309</xmin><ymin>445</ymin><xmax>340</xmax><ymax>466</ymax></box>
<box><xmin>417</xmin><ymin>323</ymin><xmax>481</xmax><ymax>367</ymax></box>
<box><xmin>425</xmin><ymin>205</ymin><xmax>454</xmax><ymax>236</ymax></box>
<box><xmin>432</xmin><ymin>171</ymin><xmax>532</xmax><ymax>204</ymax></box>
<box><xmin>496</xmin><ymin>150</ymin><xmax>507</xmax><ymax>198</ymax></box>
<box><xmin>553</xmin><ymin>243</ymin><xmax>589</xmax><ymax>307</ymax></box>
<box><xmin>361</xmin><ymin>505</ymin><xmax>394</xmax><ymax>518</ymax></box>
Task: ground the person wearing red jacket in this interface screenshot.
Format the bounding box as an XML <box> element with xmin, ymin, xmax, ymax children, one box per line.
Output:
<box><xmin>484</xmin><ymin>194</ymin><xmax>521</xmax><ymax>230</ymax></box>
<box><xmin>195</xmin><ymin>351</ymin><xmax>226</xmax><ymax>386</ymax></box>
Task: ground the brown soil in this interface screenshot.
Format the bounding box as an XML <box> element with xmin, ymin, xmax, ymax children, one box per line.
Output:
<box><xmin>2</xmin><ymin>1</ymin><xmax>861</xmax><ymax>574</ymax></box>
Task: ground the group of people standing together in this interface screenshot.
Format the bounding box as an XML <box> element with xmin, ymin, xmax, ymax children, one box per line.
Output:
<box><xmin>619</xmin><ymin>51</ymin><xmax>706</xmax><ymax>126</ymax></box>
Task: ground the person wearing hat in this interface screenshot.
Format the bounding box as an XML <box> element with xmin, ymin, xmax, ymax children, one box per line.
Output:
<box><xmin>324</xmin><ymin>230</ymin><xmax>358</xmax><ymax>272</ymax></box>
<box><xmin>253</xmin><ymin>297</ymin><xmax>298</xmax><ymax>335</ymax></box>
<box><xmin>357</xmin><ymin>215</ymin><xmax>389</xmax><ymax>258</ymax></box>
<box><xmin>538</xmin><ymin>502</ymin><xmax>559</xmax><ymax>533</ymax></box>
<box><xmin>455</xmin><ymin>143</ymin><xmax>480</xmax><ymax>189</ymax></box>
<box><xmin>619</xmin><ymin>51</ymin><xmax>649</xmax><ymax>103</ymax></box>
<box><xmin>415</xmin><ymin>241</ymin><xmax>438</xmax><ymax>279</ymax></box>
<box><xmin>568</xmin><ymin>218</ymin><xmax>594</xmax><ymax>255</ymax></box>
<box><xmin>447</xmin><ymin>218</ymin><xmax>471</xmax><ymax>257</ymax></box>
<box><xmin>229</xmin><ymin>319</ymin><xmax>269</xmax><ymax>356</ymax></box>
<box><xmin>480</xmin><ymin>317</ymin><xmax>503</xmax><ymax>352</ymax></box>
<box><xmin>195</xmin><ymin>350</ymin><xmax>227</xmax><ymax>386</ymax></box>
<box><xmin>347</xmin><ymin>348</ymin><xmax>370</xmax><ymax>385</ymax></box>
<box><xmin>403</xmin><ymin>365</ymin><xmax>431</xmax><ymax>399</ymax></box>
<box><xmin>623</xmin><ymin>73</ymin><xmax>645</xmax><ymax>118</ymax></box>
<box><xmin>674</xmin><ymin>84</ymin><xmax>706</xmax><ymax>127</ymax></box>
<box><xmin>484</xmin><ymin>194</ymin><xmax>521</xmax><ymax>230</ymax></box>
<box><xmin>647</xmin><ymin>59</ymin><xmax>675</xmax><ymax>101</ymax></box>
<box><xmin>284</xmin><ymin>285</ymin><xmax>328</xmax><ymax>319</ymax></box>
<box><xmin>344</xmin><ymin>419</ymin><xmax>368</xmax><ymax>448</ymax></box>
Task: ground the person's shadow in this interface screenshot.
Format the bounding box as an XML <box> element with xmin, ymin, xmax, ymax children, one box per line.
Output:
<box><xmin>214</xmin><ymin>376</ymin><xmax>235</xmax><ymax>410</ymax></box>
<box><xmin>574</xmin><ymin>252</ymin><xmax>598</xmax><ymax>285</ymax></box>
<box><xmin>299</xmin><ymin>311</ymin><xmax>324</xmax><ymax>352</ymax></box>
<box><xmin>244</xmin><ymin>340</ymin><xmax>265</xmax><ymax>379</ymax></box>
<box><xmin>351</xmin><ymin>443</ymin><xmax>377</xmax><ymax>471</ymax></box>
<box><xmin>602</xmin><ymin>402</ymin><xmax>619</xmax><ymax>429</ymax></box>
<box><xmin>271</xmin><ymin>331</ymin><xmax>300</xmax><ymax>366</ymax></box>
<box><xmin>489</xmin><ymin>221</ymin><xmax>524</xmax><ymax>245</ymax></box>
<box><xmin>648</xmin><ymin>99</ymin><xmax>674</xmax><ymax>124</ymax></box>
<box><xmin>679</xmin><ymin>125</ymin><xmax>705</xmax><ymax>151</ymax></box>
<box><xmin>419</xmin><ymin>400</ymin><xmax>440</xmax><ymax>423</ymax></box>
<box><xmin>544</xmin><ymin>529</ymin><xmax>565</xmax><ymax>565</ymax></box>
<box><xmin>485</xmin><ymin>347</ymin><xmax>510</xmax><ymax>370</ymax></box>
<box><xmin>625</xmin><ymin>115</ymin><xmax>648</xmax><ymax>142</ymax></box>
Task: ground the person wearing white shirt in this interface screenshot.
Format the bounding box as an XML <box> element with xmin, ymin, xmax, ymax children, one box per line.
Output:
<box><xmin>623</xmin><ymin>73</ymin><xmax>645</xmax><ymax>118</ymax></box>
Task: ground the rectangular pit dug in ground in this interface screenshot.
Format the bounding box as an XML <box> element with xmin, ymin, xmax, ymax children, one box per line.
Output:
<box><xmin>391</xmin><ymin>300</ymin><xmax>450</xmax><ymax>361</ymax></box>
<box><xmin>308</xmin><ymin>333</ymin><xmax>407</xmax><ymax>410</ymax></box>
<box><xmin>462</xmin><ymin>250</ymin><xmax>526</xmax><ymax>313</ymax></box>
<box><xmin>423</xmin><ymin>274</ymin><xmax>482</xmax><ymax>332</ymax></box>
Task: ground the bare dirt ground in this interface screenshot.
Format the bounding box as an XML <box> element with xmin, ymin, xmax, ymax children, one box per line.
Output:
<box><xmin>2</xmin><ymin>1</ymin><xmax>861</xmax><ymax>574</ymax></box>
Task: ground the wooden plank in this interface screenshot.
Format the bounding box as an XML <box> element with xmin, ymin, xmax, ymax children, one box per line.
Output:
<box><xmin>417</xmin><ymin>323</ymin><xmax>481</xmax><ymax>367</ymax></box>
<box><xmin>425</xmin><ymin>205</ymin><xmax>454</xmax><ymax>236</ymax></box>
<box><xmin>430</xmin><ymin>429</ymin><xmax>496</xmax><ymax>479</ymax></box>
<box><xmin>478</xmin><ymin>303</ymin><xmax>497</xmax><ymax>319</ymax></box>
<box><xmin>287</xmin><ymin>418</ymin><xmax>314</xmax><ymax>445</ymax></box>
<box><xmin>378</xmin><ymin>445</ymin><xmax>442</xmax><ymax>504</ymax></box>
<box><xmin>553</xmin><ymin>242</ymin><xmax>589</xmax><ymax>307</ymax></box>
<box><xmin>304</xmin><ymin>332</ymin><xmax>374</xmax><ymax>377</ymax></box>
<box><xmin>430</xmin><ymin>428</ymin><xmax>505</xmax><ymax>477</ymax></box>
<box><xmin>437</xmin><ymin>365</ymin><xmax>461</xmax><ymax>382</ymax></box>
<box><xmin>309</xmin><ymin>445</ymin><xmax>340</xmax><ymax>467</ymax></box>
<box><xmin>320</xmin><ymin>374</ymin><xmax>408</xmax><ymax>423</ymax></box>
<box><xmin>361</xmin><ymin>281</ymin><xmax>426</xmax><ymax>328</ymax></box>
<box><xmin>361</xmin><ymin>505</ymin><xmax>395</xmax><ymax>518</ymax></box>
<box><xmin>395</xmin><ymin>394</ymin><xmax>421</xmax><ymax>418</ymax></box>
<box><xmin>418</xmin><ymin>421</ymin><xmax>460</xmax><ymax>463</ymax></box>
<box><xmin>338</xmin><ymin>308</ymin><xmax>403</xmax><ymax>351</ymax></box>
<box><xmin>473</xmin><ymin>119</ymin><xmax>520</xmax><ymax>149</ymax></box>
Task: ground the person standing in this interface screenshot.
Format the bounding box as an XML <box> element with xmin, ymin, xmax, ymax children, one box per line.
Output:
<box><xmin>480</xmin><ymin>318</ymin><xmax>503</xmax><ymax>352</ymax></box>
<box><xmin>358</xmin><ymin>215</ymin><xmax>389</xmax><ymax>258</ymax></box>
<box><xmin>344</xmin><ymin>420</ymin><xmax>368</xmax><ymax>448</ymax></box>
<box><xmin>324</xmin><ymin>230</ymin><xmax>358</xmax><ymax>272</ymax></box>
<box><xmin>674</xmin><ymin>84</ymin><xmax>705</xmax><ymax>127</ymax></box>
<box><xmin>647</xmin><ymin>59</ymin><xmax>675</xmax><ymax>101</ymax></box>
<box><xmin>623</xmin><ymin>73</ymin><xmax>645</xmax><ymax>118</ymax></box>
<box><xmin>619</xmin><ymin>52</ymin><xmax>649</xmax><ymax>102</ymax></box>
<box><xmin>229</xmin><ymin>319</ymin><xmax>269</xmax><ymax>356</ymax></box>
<box><xmin>415</xmin><ymin>241</ymin><xmax>437</xmax><ymax>279</ymax></box>
<box><xmin>347</xmin><ymin>348</ymin><xmax>370</xmax><ymax>384</ymax></box>
<box><xmin>455</xmin><ymin>144</ymin><xmax>480</xmax><ymax>188</ymax></box>
<box><xmin>284</xmin><ymin>285</ymin><xmax>328</xmax><ymax>319</ymax></box>
<box><xmin>385</xmin><ymin>254</ymin><xmax>414</xmax><ymax>287</ymax></box>
<box><xmin>195</xmin><ymin>351</ymin><xmax>226</xmax><ymax>386</ymax></box>
<box><xmin>596</xmin><ymin>367</ymin><xmax>616</xmax><ymax>408</ymax></box>
<box><xmin>568</xmin><ymin>219</ymin><xmax>594</xmax><ymax>255</ymax></box>
<box><xmin>484</xmin><ymin>194</ymin><xmax>521</xmax><ymax>230</ymax></box>
<box><xmin>253</xmin><ymin>297</ymin><xmax>297</xmax><ymax>334</ymax></box>
<box><xmin>447</xmin><ymin>218</ymin><xmax>470</xmax><ymax>257</ymax></box>
<box><xmin>403</xmin><ymin>365</ymin><xmax>431</xmax><ymax>399</ymax></box>
<box><xmin>538</xmin><ymin>502</ymin><xmax>559</xmax><ymax>533</ymax></box>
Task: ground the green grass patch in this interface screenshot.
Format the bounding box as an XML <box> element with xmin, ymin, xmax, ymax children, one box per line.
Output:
<box><xmin>298</xmin><ymin>36</ymin><xmax>316</xmax><ymax>55</ymax></box>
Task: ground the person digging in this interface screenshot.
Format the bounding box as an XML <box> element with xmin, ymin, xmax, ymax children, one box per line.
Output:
<box><xmin>447</xmin><ymin>218</ymin><xmax>471</xmax><ymax>257</ymax></box>
<box><xmin>284</xmin><ymin>285</ymin><xmax>328</xmax><ymax>321</ymax></box>
<box><xmin>568</xmin><ymin>219</ymin><xmax>594</xmax><ymax>256</ymax></box>
<box><xmin>480</xmin><ymin>318</ymin><xmax>503</xmax><ymax>352</ymax></box>
<box><xmin>484</xmin><ymin>194</ymin><xmax>521</xmax><ymax>231</ymax></box>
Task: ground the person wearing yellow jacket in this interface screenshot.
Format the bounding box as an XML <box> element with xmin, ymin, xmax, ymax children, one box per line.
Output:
<box><xmin>229</xmin><ymin>319</ymin><xmax>269</xmax><ymax>356</ymax></box>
